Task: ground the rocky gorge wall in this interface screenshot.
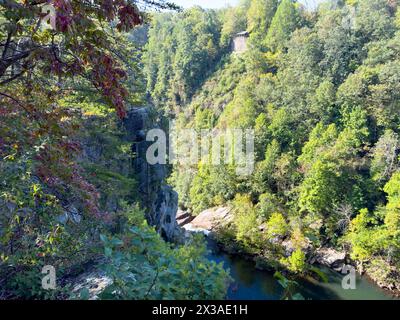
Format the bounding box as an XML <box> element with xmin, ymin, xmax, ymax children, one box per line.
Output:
<box><xmin>123</xmin><ymin>107</ymin><xmax>181</xmax><ymax>241</ymax></box>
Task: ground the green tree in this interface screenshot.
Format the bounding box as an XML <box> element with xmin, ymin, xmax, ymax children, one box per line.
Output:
<box><xmin>266</xmin><ymin>212</ymin><xmax>289</xmax><ymax>239</ymax></box>
<box><xmin>144</xmin><ymin>7</ymin><xmax>222</xmax><ymax>108</ymax></box>
<box><xmin>233</xmin><ymin>195</ymin><xmax>264</xmax><ymax>249</ymax></box>
<box><xmin>265</xmin><ymin>0</ymin><xmax>303</xmax><ymax>52</ymax></box>
<box><xmin>283</xmin><ymin>249</ymin><xmax>307</xmax><ymax>273</ymax></box>
<box><xmin>370</xmin><ymin>130</ymin><xmax>399</xmax><ymax>183</ymax></box>
<box><xmin>220</xmin><ymin>1</ymin><xmax>249</xmax><ymax>47</ymax></box>
<box><xmin>247</xmin><ymin>0</ymin><xmax>278</xmax><ymax>43</ymax></box>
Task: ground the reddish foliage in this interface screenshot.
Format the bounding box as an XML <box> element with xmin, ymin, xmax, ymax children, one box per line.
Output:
<box><xmin>90</xmin><ymin>52</ymin><xmax>128</xmax><ymax>118</ymax></box>
<box><xmin>117</xmin><ymin>4</ymin><xmax>142</xmax><ymax>31</ymax></box>
<box><xmin>1</xmin><ymin>0</ymin><xmax>158</xmax><ymax>226</ymax></box>
<box><xmin>60</xmin><ymin>141</ymin><xmax>81</xmax><ymax>153</ymax></box>
<box><xmin>101</xmin><ymin>0</ymin><xmax>117</xmax><ymax>20</ymax></box>
<box><xmin>52</xmin><ymin>0</ymin><xmax>74</xmax><ymax>33</ymax></box>
<box><xmin>35</xmin><ymin>140</ymin><xmax>103</xmax><ymax>218</ymax></box>
<box><xmin>38</xmin><ymin>0</ymin><xmax>144</xmax><ymax>118</ymax></box>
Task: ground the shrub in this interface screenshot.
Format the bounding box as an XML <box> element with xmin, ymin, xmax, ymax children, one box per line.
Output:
<box><xmin>282</xmin><ymin>249</ymin><xmax>307</xmax><ymax>274</ymax></box>
<box><xmin>266</xmin><ymin>213</ymin><xmax>289</xmax><ymax>239</ymax></box>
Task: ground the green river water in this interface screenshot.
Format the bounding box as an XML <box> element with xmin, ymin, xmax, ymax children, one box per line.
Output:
<box><xmin>205</xmin><ymin>237</ymin><xmax>397</xmax><ymax>300</ymax></box>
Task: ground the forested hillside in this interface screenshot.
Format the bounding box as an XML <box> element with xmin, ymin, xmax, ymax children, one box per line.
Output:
<box><xmin>144</xmin><ymin>0</ymin><xmax>400</xmax><ymax>291</ymax></box>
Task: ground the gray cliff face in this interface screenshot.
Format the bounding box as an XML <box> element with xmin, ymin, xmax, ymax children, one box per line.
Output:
<box><xmin>124</xmin><ymin>108</ymin><xmax>180</xmax><ymax>241</ymax></box>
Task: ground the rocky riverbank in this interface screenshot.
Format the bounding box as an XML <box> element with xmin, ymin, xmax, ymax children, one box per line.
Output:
<box><xmin>180</xmin><ymin>206</ymin><xmax>400</xmax><ymax>296</ymax></box>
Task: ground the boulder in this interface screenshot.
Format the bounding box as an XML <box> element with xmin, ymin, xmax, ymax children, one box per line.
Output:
<box><xmin>183</xmin><ymin>207</ymin><xmax>233</xmax><ymax>232</ymax></box>
<box><xmin>71</xmin><ymin>270</ymin><xmax>112</xmax><ymax>300</ymax></box>
<box><xmin>310</xmin><ymin>247</ymin><xmax>347</xmax><ymax>270</ymax></box>
<box><xmin>56</xmin><ymin>205</ymin><xmax>82</xmax><ymax>225</ymax></box>
<box><xmin>281</xmin><ymin>238</ymin><xmax>313</xmax><ymax>257</ymax></box>
<box><xmin>176</xmin><ymin>209</ymin><xmax>195</xmax><ymax>226</ymax></box>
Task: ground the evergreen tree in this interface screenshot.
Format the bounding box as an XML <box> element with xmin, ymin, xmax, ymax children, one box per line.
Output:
<box><xmin>265</xmin><ymin>0</ymin><xmax>303</xmax><ymax>51</ymax></box>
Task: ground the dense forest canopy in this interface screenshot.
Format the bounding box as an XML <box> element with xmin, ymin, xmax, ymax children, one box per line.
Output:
<box><xmin>145</xmin><ymin>0</ymin><xmax>400</xmax><ymax>288</ymax></box>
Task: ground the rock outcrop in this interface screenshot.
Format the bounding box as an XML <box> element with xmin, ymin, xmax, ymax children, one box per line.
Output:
<box><xmin>176</xmin><ymin>209</ymin><xmax>195</xmax><ymax>226</ymax></box>
<box><xmin>281</xmin><ymin>238</ymin><xmax>313</xmax><ymax>257</ymax></box>
<box><xmin>309</xmin><ymin>247</ymin><xmax>347</xmax><ymax>271</ymax></box>
<box><xmin>150</xmin><ymin>185</ymin><xmax>179</xmax><ymax>240</ymax></box>
<box><xmin>182</xmin><ymin>206</ymin><xmax>233</xmax><ymax>232</ymax></box>
<box><xmin>73</xmin><ymin>107</ymin><xmax>181</xmax><ymax>240</ymax></box>
<box><xmin>71</xmin><ymin>270</ymin><xmax>112</xmax><ymax>300</ymax></box>
<box><xmin>124</xmin><ymin>108</ymin><xmax>181</xmax><ymax>241</ymax></box>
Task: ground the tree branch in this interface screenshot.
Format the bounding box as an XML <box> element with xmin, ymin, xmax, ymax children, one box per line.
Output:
<box><xmin>0</xmin><ymin>69</ymin><xmax>26</xmax><ymax>86</ymax></box>
<box><xmin>0</xmin><ymin>91</ymin><xmax>30</xmax><ymax>114</ymax></box>
<box><xmin>2</xmin><ymin>31</ymin><xmax>12</xmax><ymax>60</ymax></box>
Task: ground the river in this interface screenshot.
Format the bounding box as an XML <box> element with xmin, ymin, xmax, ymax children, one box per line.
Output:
<box><xmin>204</xmin><ymin>237</ymin><xmax>397</xmax><ymax>300</ymax></box>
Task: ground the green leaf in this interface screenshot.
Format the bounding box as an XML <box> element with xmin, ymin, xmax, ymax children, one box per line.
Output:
<box><xmin>100</xmin><ymin>234</ymin><xmax>107</xmax><ymax>243</ymax></box>
<box><xmin>105</xmin><ymin>247</ymin><xmax>112</xmax><ymax>257</ymax></box>
<box><xmin>111</xmin><ymin>237</ymin><xmax>123</xmax><ymax>246</ymax></box>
